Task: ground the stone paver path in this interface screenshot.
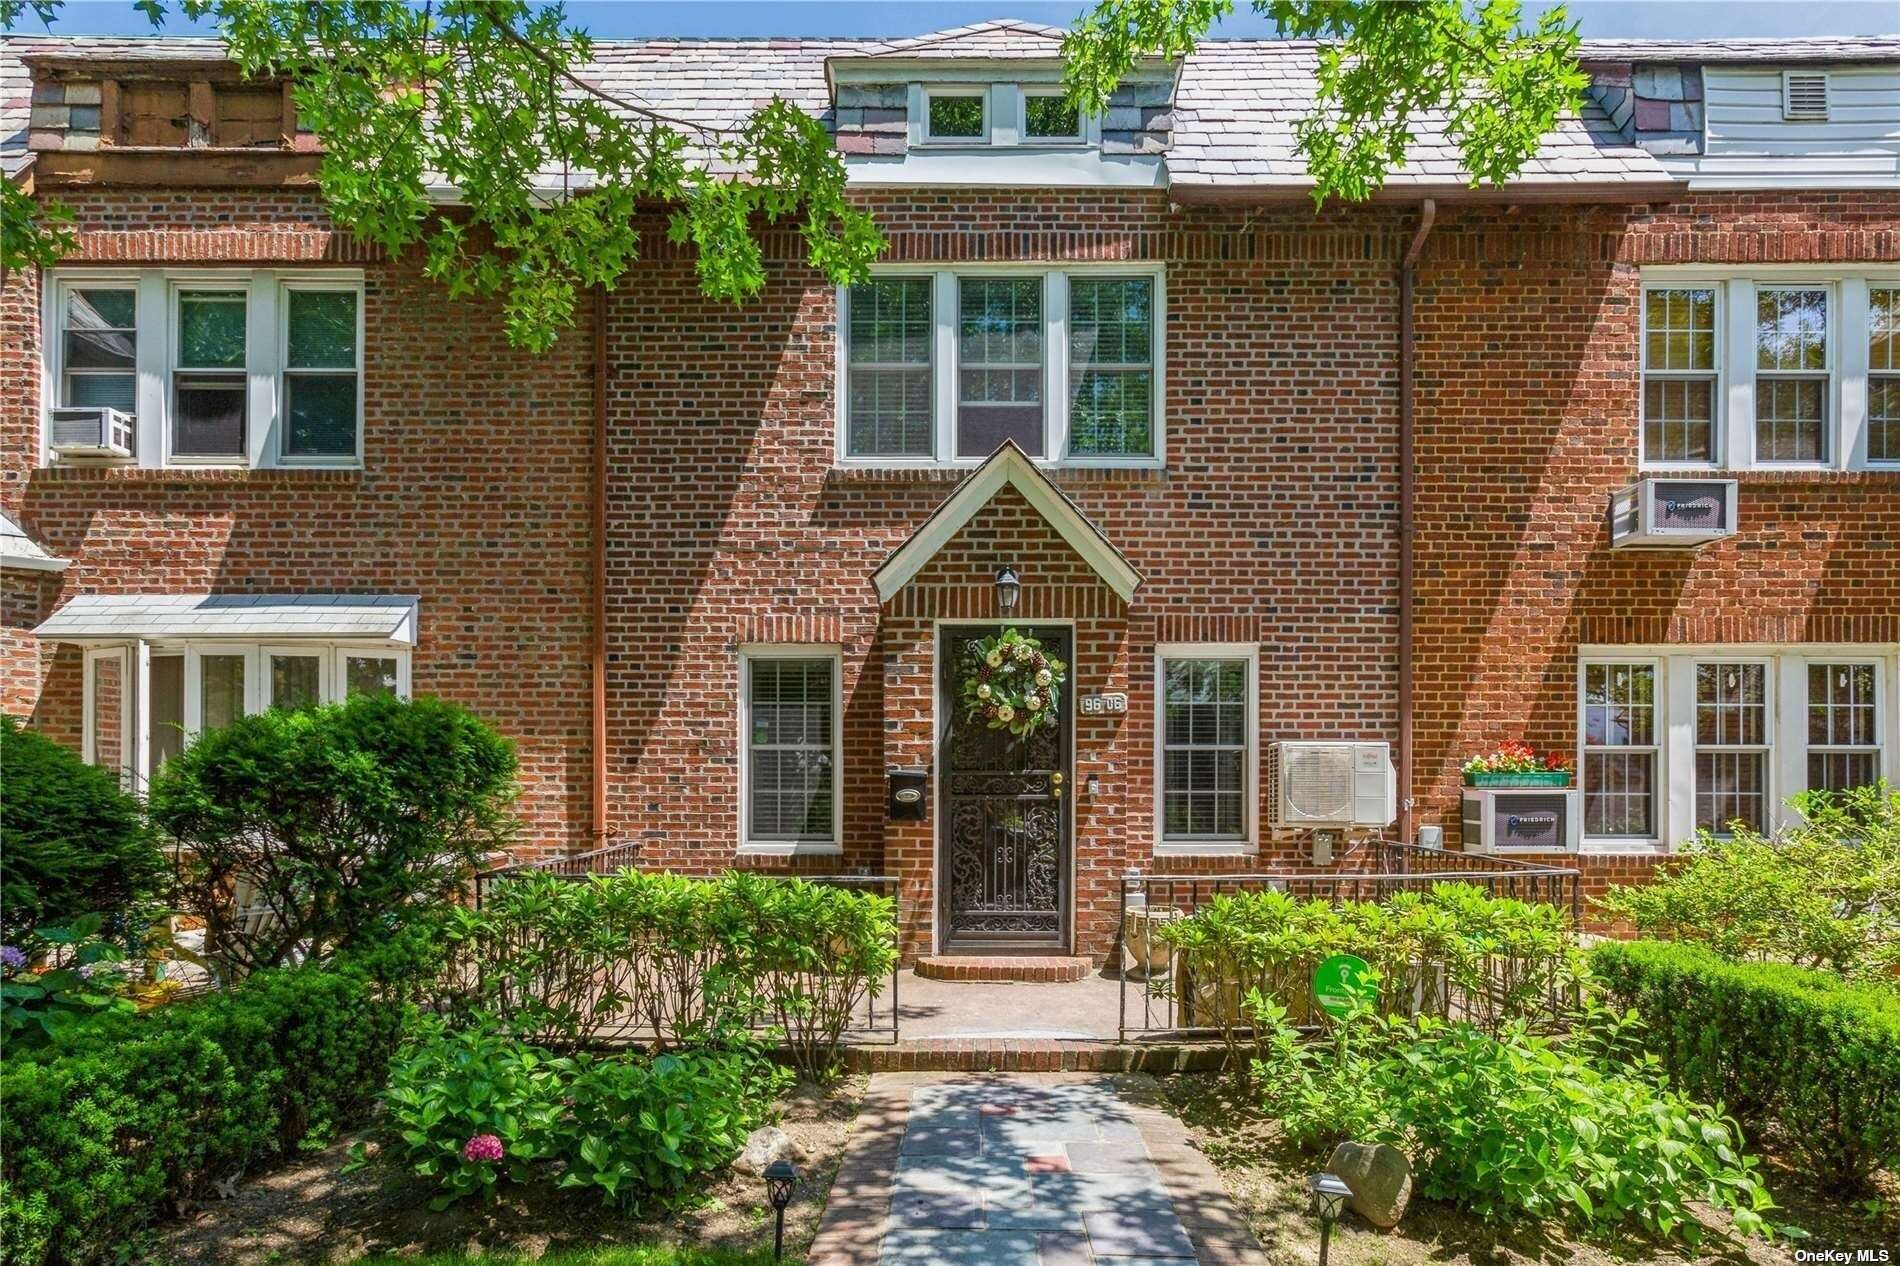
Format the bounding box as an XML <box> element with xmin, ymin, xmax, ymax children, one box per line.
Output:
<box><xmin>808</xmin><ymin>1074</ymin><xmax>1264</xmax><ymax>1266</ymax></box>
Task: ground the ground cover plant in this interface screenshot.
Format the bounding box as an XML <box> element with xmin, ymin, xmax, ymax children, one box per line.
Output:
<box><xmin>443</xmin><ymin>869</ymin><xmax>897</xmax><ymax>1078</ymax></box>
<box><xmin>1595</xmin><ymin>783</ymin><xmax>1900</xmax><ymax>982</ymax></box>
<box><xmin>1590</xmin><ymin>938</ymin><xmax>1900</xmax><ymax>1192</ymax></box>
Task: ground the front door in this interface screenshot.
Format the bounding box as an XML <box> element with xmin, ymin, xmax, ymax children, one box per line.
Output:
<box><xmin>938</xmin><ymin>626</ymin><xmax>1071</xmax><ymax>953</ymax></box>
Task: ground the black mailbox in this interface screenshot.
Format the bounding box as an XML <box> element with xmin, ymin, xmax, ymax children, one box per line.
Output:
<box><xmin>887</xmin><ymin>768</ymin><xmax>929</xmax><ymax>821</ymax></box>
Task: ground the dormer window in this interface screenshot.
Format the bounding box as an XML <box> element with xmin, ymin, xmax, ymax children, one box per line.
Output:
<box><xmin>925</xmin><ymin>90</ymin><xmax>987</xmax><ymax>142</ymax></box>
<box><xmin>1024</xmin><ymin>91</ymin><xmax>1082</xmax><ymax>141</ymax></box>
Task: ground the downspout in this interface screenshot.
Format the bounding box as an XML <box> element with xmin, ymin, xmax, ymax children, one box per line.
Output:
<box><xmin>1397</xmin><ymin>198</ymin><xmax>1436</xmax><ymax>846</ymax></box>
<box><xmin>592</xmin><ymin>283</ymin><xmax>610</xmax><ymax>847</ymax></box>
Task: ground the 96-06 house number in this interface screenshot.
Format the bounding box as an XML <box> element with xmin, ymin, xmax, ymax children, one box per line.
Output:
<box><xmin>1080</xmin><ymin>693</ymin><xmax>1129</xmax><ymax>716</ymax></box>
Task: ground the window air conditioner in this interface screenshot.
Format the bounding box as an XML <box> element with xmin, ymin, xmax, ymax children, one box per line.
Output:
<box><xmin>1461</xmin><ymin>787</ymin><xmax>1580</xmax><ymax>854</ymax></box>
<box><xmin>1610</xmin><ymin>478</ymin><xmax>1737</xmax><ymax>548</ymax></box>
<box><xmin>1266</xmin><ymin>741</ymin><xmax>1396</xmax><ymax>830</ymax></box>
<box><xmin>49</xmin><ymin>407</ymin><xmax>134</xmax><ymax>460</ymax></box>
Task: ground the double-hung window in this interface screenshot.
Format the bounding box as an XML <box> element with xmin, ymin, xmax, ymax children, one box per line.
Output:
<box><xmin>1156</xmin><ymin>645</ymin><xmax>1256</xmax><ymax>850</ymax></box>
<box><xmin>1694</xmin><ymin>661</ymin><xmax>1771</xmax><ymax>835</ymax></box>
<box><xmin>1581</xmin><ymin>661</ymin><xmax>1658</xmax><ymax>838</ymax></box>
<box><xmin>1808</xmin><ymin>662</ymin><xmax>1882</xmax><ymax>794</ymax></box>
<box><xmin>1754</xmin><ymin>287</ymin><xmax>1830</xmax><ymax>464</ymax></box>
<box><xmin>45</xmin><ymin>269</ymin><xmax>364</xmax><ymax>469</ymax></box>
<box><xmin>1870</xmin><ymin>287</ymin><xmax>1900</xmax><ymax>463</ymax></box>
<box><xmin>1641</xmin><ymin>288</ymin><xmax>1718</xmax><ymax>464</ymax></box>
<box><xmin>839</xmin><ymin>267</ymin><xmax>1164</xmax><ymax>466</ymax></box>
<box><xmin>739</xmin><ymin>648</ymin><xmax>842</xmax><ymax>853</ymax></box>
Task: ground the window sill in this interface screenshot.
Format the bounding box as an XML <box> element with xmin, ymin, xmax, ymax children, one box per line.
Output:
<box><xmin>828</xmin><ymin>464</ymin><xmax>1168</xmax><ymax>488</ymax></box>
<box><xmin>1154</xmin><ymin>841</ymin><xmax>1256</xmax><ymax>858</ymax></box>
<box><xmin>34</xmin><ymin>465</ymin><xmax>363</xmax><ymax>485</ymax></box>
<box><xmin>737</xmin><ymin>842</ymin><xmax>843</xmax><ymax>858</ymax></box>
<box><xmin>1579</xmin><ymin>840</ymin><xmax>1669</xmax><ymax>857</ymax></box>
<box><xmin>1638</xmin><ymin>466</ymin><xmax>1899</xmax><ymax>484</ymax></box>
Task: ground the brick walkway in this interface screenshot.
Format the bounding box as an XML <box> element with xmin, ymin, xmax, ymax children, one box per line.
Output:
<box><xmin>808</xmin><ymin>1073</ymin><xmax>1264</xmax><ymax>1266</ymax></box>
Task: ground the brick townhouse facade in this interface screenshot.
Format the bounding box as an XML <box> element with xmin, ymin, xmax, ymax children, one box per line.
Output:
<box><xmin>3</xmin><ymin>24</ymin><xmax>1897</xmax><ymax>961</ymax></box>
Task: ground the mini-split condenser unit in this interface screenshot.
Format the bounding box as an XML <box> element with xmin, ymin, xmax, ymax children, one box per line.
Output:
<box><xmin>1461</xmin><ymin>787</ymin><xmax>1581</xmax><ymax>854</ymax></box>
<box><xmin>1611</xmin><ymin>478</ymin><xmax>1737</xmax><ymax>548</ymax></box>
<box><xmin>49</xmin><ymin>407</ymin><xmax>134</xmax><ymax>460</ymax></box>
<box><xmin>1266</xmin><ymin>741</ymin><xmax>1396</xmax><ymax>830</ymax></box>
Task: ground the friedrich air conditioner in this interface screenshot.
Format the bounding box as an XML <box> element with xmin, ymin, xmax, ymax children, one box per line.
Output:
<box><xmin>1266</xmin><ymin>741</ymin><xmax>1396</xmax><ymax>830</ymax></box>
<box><xmin>1610</xmin><ymin>478</ymin><xmax>1737</xmax><ymax>548</ymax></box>
<box><xmin>48</xmin><ymin>407</ymin><xmax>134</xmax><ymax>460</ymax></box>
<box><xmin>1461</xmin><ymin>787</ymin><xmax>1581</xmax><ymax>854</ymax></box>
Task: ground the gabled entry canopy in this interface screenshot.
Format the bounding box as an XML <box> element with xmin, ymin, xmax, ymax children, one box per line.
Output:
<box><xmin>872</xmin><ymin>442</ymin><xmax>1143</xmax><ymax>604</ymax></box>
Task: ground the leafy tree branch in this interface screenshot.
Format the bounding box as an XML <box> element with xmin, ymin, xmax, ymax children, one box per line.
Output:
<box><xmin>2</xmin><ymin>0</ymin><xmax>883</xmax><ymax>349</ymax></box>
<box><xmin>1063</xmin><ymin>0</ymin><xmax>1588</xmax><ymax>204</ymax></box>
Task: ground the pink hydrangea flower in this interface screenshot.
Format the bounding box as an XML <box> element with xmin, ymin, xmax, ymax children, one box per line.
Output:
<box><xmin>461</xmin><ymin>1133</ymin><xmax>504</xmax><ymax>1163</ymax></box>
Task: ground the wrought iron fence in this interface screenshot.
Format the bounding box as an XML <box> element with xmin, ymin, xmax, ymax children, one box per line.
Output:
<box><xmin>465</xmin><ymin>848</ymin><xmax>902</xmax><ymax>1046</ymax></box>
<box><xmin>1116</xmin><ymin>840</ymin><xmax>1583</xmax><ymax>1042</ymax></box>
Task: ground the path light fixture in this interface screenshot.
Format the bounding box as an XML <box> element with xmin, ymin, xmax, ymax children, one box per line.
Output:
<box><xmin>994</xmin><ymin>564</ymin><xmax>1021</xmax><ymax>614</ymax></box>
<box><xmin>763</xmin><ymin>1159</ymin><xmax>799</xmax><ymax>1260</ymax></box>
<box><xmin>1308</xmin><ymin>1171</ymin><xmax>1352</xmax><ymax>1266</ymax></box>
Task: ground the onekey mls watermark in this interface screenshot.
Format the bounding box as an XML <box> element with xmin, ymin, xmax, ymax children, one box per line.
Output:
<box><xmin>1795</xmin><ymin>1249</ymin><xmax>1893</xmax><ymax>1264</ymax></box>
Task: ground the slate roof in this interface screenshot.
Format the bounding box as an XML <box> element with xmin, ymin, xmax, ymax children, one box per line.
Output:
<box><xmin>1577</xmin><ymin>36</ymin><xmax>1900</xmax><ymax>64</ymax></box>
<box><xmin>35</xmin><ymin>592</ymin><xmax>420</xmax><ymax>642</ymax></box>
<box><xmin>0</xmin><ymin>510</ymin><xmax>68</xmax><ymax>571</ymax></box>
<box><xmin>6</xmin><ymin>26</ymin><xmax>1894</xmax><ymax>192</ymax></box>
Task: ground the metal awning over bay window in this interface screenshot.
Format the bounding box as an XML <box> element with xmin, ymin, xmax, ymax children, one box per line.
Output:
<box><xmin>35</xmin><ymin>592</ymin><xmax>417</xmax><ymax>791</ymax></box>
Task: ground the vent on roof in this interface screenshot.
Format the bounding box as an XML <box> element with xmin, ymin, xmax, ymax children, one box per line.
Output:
<box><xmin>1782</xmin><ymin>70</ymin><xmax>1829</xmax><ymax>121</ymax></box>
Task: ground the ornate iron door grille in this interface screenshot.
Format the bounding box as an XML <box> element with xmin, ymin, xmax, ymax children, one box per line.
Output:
<box><xmin>938</xmin><ymin>626</ymin><xmax>1071</xmax><ymax>952</ymax></box>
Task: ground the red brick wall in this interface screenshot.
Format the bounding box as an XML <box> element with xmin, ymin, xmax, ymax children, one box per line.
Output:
<box><xmin>5</xmin><ymin>185</ymin><xmax>1896</xmax><ymax>953</ymax></box>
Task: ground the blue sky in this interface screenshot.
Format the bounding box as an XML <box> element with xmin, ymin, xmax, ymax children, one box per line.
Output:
<box><xmin>13</xmin><ymin>0</ymin><xmax>1899</xmax><ymax>40</ymax></box>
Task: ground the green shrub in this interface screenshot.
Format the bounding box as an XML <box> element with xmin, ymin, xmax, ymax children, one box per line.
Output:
<box><xmin>0</xmin><ymin>931</ymin><xmax>427</xmax><ymax>1266</ymax></box>
<box><xmin>150</xmin><ymin>693</ymin><xmax>518</xmax><ymax>980</ymax></box>
<box><xmin>1595</xmin><ymin>783</ymin><xmax>1899</xmax><ymax>982</ymax></box>
<box><xmin>375</xmin><ymin>1018</ymin><xmax>786</xmax><ymax>1211</ymax></box>
<box><xmin>446</xmin><ymin>869</ymin><xmax>896</xmax><ymax>1079</ymax></box>
<box><xmin>1590</xmin><ymin>938</ymin><xmax>1900</xmax><ymax>1190</ymax></box>
<box><xmin>1157</xmin><ymin>883</ymin><xmax>1582</xmax><ymax>1067</ymax></box>
<box><xmin>2</xmin><ymin>912</ymin><xmax>140</xmax><ymax>1047</ymax></box>
<box><xmin>1248</xmin><ymin>1002</ymin><xmax>1777</xmax><ymax>1245</ymax></box>
<box><xmin>0</xmin><ymin>715</ymin><xmax>165</xmax><ymax>948</ymax></box>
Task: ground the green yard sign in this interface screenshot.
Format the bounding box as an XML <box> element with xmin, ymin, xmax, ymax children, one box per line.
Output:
<box><xmin>1313</xmin><ymin>953</ymin><xmax>1377</xmax><ymax>1018</ymax></box>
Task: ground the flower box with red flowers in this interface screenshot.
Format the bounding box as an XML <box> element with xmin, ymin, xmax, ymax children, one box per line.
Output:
<box><xmin>1461</xmin><ymin>740</ymin><xmax>1574</xmax><ymax>788</ymax></box>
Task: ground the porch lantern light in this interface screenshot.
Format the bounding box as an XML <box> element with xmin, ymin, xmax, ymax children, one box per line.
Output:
<box><xmin>1308</xmin><ymin>1171</ymin><xmax>1352</xmax><ymax>1266</ymax></box>
<box><xmin>763</xmin><ymin>1159</ymin><xmax>799</xmax><ymax>1260</ymax></box>
<box><xmin>994</xmin><ymin>565</ymin><xmax>1021</xmax><ymax>614</ymax></box>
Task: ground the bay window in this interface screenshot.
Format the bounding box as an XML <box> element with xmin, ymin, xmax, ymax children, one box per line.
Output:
<box><xmin>839</xmin><ymin>266</ymin><xmax>1165</xmax><ymax>466</ymax></box>
<box><xmin>44</xmin><ymin>269</ymin><xmax>364</xmax><ymax>469</ymax></box>
<box><xmin>1155</xmin><ymin>644</ymin><xmax>1258</xmax><ymax>852</ymax></box>
<box><xmin>1637</xmin><ymin>269</ymin><xmax>1899</xmax><ymax>470</ymax></box>
<box><xmin>739</xmin><ymin>647</ymin><xmax>842</xmax><ymax>854</ymax></box>
<box><xmin>1579</xmin><ymin>647</ymin><xmax>1897</xmax><ymax>849</ymax></box>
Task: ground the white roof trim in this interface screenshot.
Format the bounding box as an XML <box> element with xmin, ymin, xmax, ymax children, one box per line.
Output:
<box><xmin>35</xmin><ymin>592</ymin><xmax>419</xmax><ymax>645</ymax></box>
<box><xmin>872</xmin><ymin>442</ymin><xmax>1143</xmax><ymax>604</ymax></box>
<box><xmin>0</xmin><ymin>511</ymin><xmax>70</xmax><ymax>573</ymax></box>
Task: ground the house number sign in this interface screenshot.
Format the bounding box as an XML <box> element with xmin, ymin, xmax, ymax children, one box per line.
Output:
<box><xmin>1080</xmin><ymin>693</ymin><xmax>1128</xmax><ymax>716</ymax></box>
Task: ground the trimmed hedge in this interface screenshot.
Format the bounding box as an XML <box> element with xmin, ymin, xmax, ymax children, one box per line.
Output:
<box><xmin>0</xmin><ymin>930</ymin><xmax>432</xmax><ymax>1266</ymax></box>
<box><xmin>1589</xmin><ymin>938</ymin><xmax>1900</xmax><ymax>1189</ymax></box>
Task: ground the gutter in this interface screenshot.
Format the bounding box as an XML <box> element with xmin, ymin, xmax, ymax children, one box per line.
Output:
<box><xmin>1168</xmin><ymin>180</ymin><xmax>1686</xmax><ymax>207</ymax></box>
<box><xmin>592</xmin><ymin>283</ymin><xmax>610</xmax><ymax>847</ymax></box>
<box><xmin>1397</xmin><ymin>198</ymin><xmax>1436</xmax><ymax>846</ymax></box>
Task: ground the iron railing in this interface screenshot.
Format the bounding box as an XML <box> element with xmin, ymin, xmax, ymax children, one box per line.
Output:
<box><xmin>466</xmin><ymin>847</ymin><xmax>902</xmax><ymax>1046</ymax></box>
<box><xmin>1116</xmin><ymin>840</ymin><xmax>1583</xmax><ymax>1042</ymax></box>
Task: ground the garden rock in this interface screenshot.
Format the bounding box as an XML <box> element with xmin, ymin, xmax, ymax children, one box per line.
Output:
<box><xmin>1325</xmin><ymin>1140</ymin><xmax>1412</xmax><ymax>1227</ymax></box>
<box><xmin>736</xmin><ymin>1125</ymin><xmax>807</xmax><ymax>1176</ymax></box>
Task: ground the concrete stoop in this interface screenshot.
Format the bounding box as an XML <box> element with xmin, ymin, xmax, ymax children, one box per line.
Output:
<box><xmin>843</xmin><ymin>1038</ymin><xmax>1227</xmax><ymax>1074</ymax></box>
<box><xmin>914</xmin><ymin>955</ymin><xmax>1096</xmax><ymax>983</ymax></box>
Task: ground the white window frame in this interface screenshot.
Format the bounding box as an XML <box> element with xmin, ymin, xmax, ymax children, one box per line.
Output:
<box><xmin>918</xmin><ymin>85</ymin><xmax>991</xmax><ymax>145</ymax></box>
<box><xmin>835</xmin><ymin>263</ymin><xmax>1167</xmax><ymax>469</ymax></box>
<box><xmin>54</xmin><ymin>281</ymin><xmax>140</xmax><ymax>421</ymax></box>
<box><xmin>169</xmin><ymin>284</ymin><xmax>252</xmax><ymax>465</ymax></box>
<box><xmin>1019</xmin><ymin>86</ymin><xmax>1091</xmax><ymax>146</ymax></box>
<box><xmin>1751</xmin><ymin>283</ymin><xmax>1834</xmax><ymax>469</ymax></box>
<box><xmin>80</xmin><ymin>639</ymin><xmax>412</xmax><ymax>792</ymax></box>
<box><xmin>1690</xmin><ymin>656</ymin><xmax>1775</xmax><ymax>838</ymax></box>
<box><xmin>1578</xmin><ymin>644</ymin><xmax>1900</xmax><ymax>852</ymax></box>
<box><xmin>276</xmin><ymin>278</ymin><xmax>367</xmax><ymax>468</ymax></box>
<box><xmin>1577</xmin><ymin>657</ymin><xmax>1664</xmax><ymax>844</ymax></box>
<box><xmin>41</xmin><ymin>268</ymin><xmax>366</xmax><ymax>471</ymax></box>
<box><xmin>1639</xmin><ymin>284</ymin><xmax>1723</xmax><ymax>467</ymax></box>
<box><xmin>1638</xmin><ymin>265</ymin><xmax>1900</xmax><ymax>472</ymax></box>
<box><xmin>1866</xmin><ymin>284</ymin><xmax>1900</xmax><ymax>466</ymax></box>
<box><xmin>1154</xmin><ymin>642</ymin><xmax>1259</xmax><ymax>857</ymax></box>
<box><xmin>82</xmin><ymin>644</ymin><xmax>134</xmax><ymax>787</ymax></box>
<box><xmin>1803</xmin><ymin>658</ymin><xmax>1886</xmax><ymax>795</ymax></box>
<box><xmin>737</xmin><ymin>644</ymin><xmax>844</xmax><ymax>856</ymax></box>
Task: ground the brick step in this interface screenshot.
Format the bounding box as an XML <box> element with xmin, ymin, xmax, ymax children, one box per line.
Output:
<box><xmin>913</xmin><ymin>955</ymin><xmax>1095</xmax><ymax>983</ymax></box>
<box><xmin>843</xmin><ymin>1038</ymin><xmax>1226</xmax><ymax>1074</ymax></box>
